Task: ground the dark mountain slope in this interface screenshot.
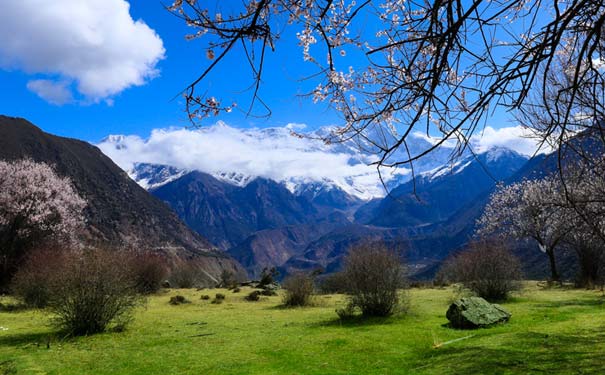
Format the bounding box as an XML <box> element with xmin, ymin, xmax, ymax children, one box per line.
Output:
<box><xmin>0</xmin><ymin>115</ymin><xmax>244</xmax><ymax>281</ymax></box>
<box><xmin>152</xmin><ymin>171</ymin><xmax>325</xmax><ymax>250</ymax></box>
<box><xmin>228</xmin><ymin>212</ymin><xmax>350</xmax><ymax>277</ymax></box>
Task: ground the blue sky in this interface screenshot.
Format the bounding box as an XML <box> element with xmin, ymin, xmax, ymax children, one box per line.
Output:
<box><xmin>0</xmin><ymin>0</ymin><xmax>547</xmax><ymax>199</ymax></box>
<box><xmin>0</xmin><ymin>1</ymin><xmax>525</xmax><ymax>145</ymax></box>
<box><xmin>0</xmin><ymin>0</ymin><xmax>344</xmax><ymax>142</ymax></box>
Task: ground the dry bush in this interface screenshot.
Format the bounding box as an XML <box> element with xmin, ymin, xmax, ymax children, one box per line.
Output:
<box><xmin>341</xmin><ymin>242</ymin><xmax>406</xmax><ymax>317</ymax></box>
<box><xmin>47</xmin><ymin>249</ymin><xmax>141</xmax><ymax>335</ymax></box>
<box><xmin>219</xmin><ymin>269</ymin><xmax>238</xmax><ymax>289</ymax></box>
<box><xmin>128</xmin><ymin>252</ymin><xmax>169</xmax><ymax>295</ymax></box>
<box><xmin>10</xmin><ymin>246</ymin><xmax>66</xmax><ymax>308</ymax></box>
<box><xmin>282</xmin><ymin>273</ymin><xmax>314</xmax><ymax>307</ymax></box>
<box><xmin>169</xmin><ymin>259</ymin><xmax>202</xmax><ymax>288</ymax></box>
<box><xmin>438</xmin><ymin>241</ymin><xmax>523</xmax><ymax>301</ymax></box>
<box><xmin>318</xmin><ymin>272</ymin><xmax>348</xmax><ymax>294</ymax></box>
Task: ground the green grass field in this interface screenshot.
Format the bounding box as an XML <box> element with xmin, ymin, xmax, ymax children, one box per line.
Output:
<box><xmin>1</xmin><ymin>283</ymin><xmax>604</xmax><ymax>374</ymax></box>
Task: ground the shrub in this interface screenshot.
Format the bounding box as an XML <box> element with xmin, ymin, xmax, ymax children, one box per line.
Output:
<box><xmin>245</xmin><ymin>291</ymin><xmax>261</xmax><ymax>301</ymax></box>
<box><xmin>169</xmin><ymin>259</ymin><xmax>201</xmax><ymax>288</ymax></box>
<box><xmin>282</xmin><ymin>273</ymin><xmax>314</xmax><ymax>307</ymax></box>
<box><xmin>11</xmin><ymin>246</ymin><xmax>66</xmax><ymax>308</ymax></box>
<box><xmin>341</xmin><ymin>242</ymin><xmax>406</xmax><ymax>317</ymax></box>
<box><xmin>258</xmin><ymin>267</ymin><xmax>279</xmax><ymax>288</ymax></box>
<box><xmin>260</xmin><ymin>286</ymin><xmax>278</xmax><ymax>296</ymax></box>
<box><xmin>46</xmin><ymin>249</ymin><xmax>141</xmax><ymax>336</ymax></box>
<box><xmin>438</xmin><ymin>241</ymin><xmax>522</xmax><ymax>301</ymax></box>
<box><xmin>200</xmin><ymin>294</ymin><xmax>210</xmax><ymax>300</ymax></box>
<box><xmin>211</xmin><ymin>293</ymin><xmax>226</xmax><ymax>304</ymax></box>
<box><xmin>169</xmin><ymin>295</ymin><xmax>189</xmax><ymax>305</ymax></box>
<box><xmin>232</xmin><ymin>287</ymin><xmax>241</xmax><ymax>293</ymax></box>
<box><xmin>318</xmin><ymin>272</ymin><xmax>348</xmax><ymax>294</ymax></box>
<box><xmin>336</xmin><ymin>304</ymin><xmax>357</xmax><ymax>321</ymax></box>
<box><xmin>220</xmin><ymin>269</ymin><xmax>238</xmax><ymax>289</ymax></box>
<box><xmin>129</xmin><ymin>252</ymin><xmax>169</xmax><ymax>294</ymax></box>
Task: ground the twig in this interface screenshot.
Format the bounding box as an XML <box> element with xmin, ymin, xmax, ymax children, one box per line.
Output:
<box><xmin>432</xmin><ymin>334</ymin><xmax>475</xmax><ymax>349</ymax></box>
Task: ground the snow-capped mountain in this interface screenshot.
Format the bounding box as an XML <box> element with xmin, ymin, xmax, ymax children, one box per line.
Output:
<box><xmin>97</xmin><ymin>123</ymin><xmax>465</xmax><ymax>199</ymax></box>
<box><xmin>128</xmin><ymin>163</ymin><xmax>189</xmax><ymax>190</ymax></box>
<box><xmin>355</xmin><ymin>147</ymin><xmax>529</xmax><ymax>228</ymax></box>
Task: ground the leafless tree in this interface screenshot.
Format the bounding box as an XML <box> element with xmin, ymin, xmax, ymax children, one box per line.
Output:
<box><xmin>169</xmin><ymin>0</ymin><xmax>605</xmax><ymax>174</ymax></box>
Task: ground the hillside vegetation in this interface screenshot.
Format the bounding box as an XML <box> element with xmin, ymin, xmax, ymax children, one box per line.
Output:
<box><xmin>1</xmin><ymin>283</ymin><xmax>604</xmax><ymax>374</ymax></box>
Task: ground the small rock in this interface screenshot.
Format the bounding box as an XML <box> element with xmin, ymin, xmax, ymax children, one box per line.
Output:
<box><xmin>446</xmin><ymin>297</ymin><xmax>511</xmax><ymax>329</ymax></box>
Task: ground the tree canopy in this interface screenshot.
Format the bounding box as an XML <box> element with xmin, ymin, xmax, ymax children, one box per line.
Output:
<box><xmin>170</xmin><ymin>0</ymin><xmax>605</xmax><ymax>171</ymax></box>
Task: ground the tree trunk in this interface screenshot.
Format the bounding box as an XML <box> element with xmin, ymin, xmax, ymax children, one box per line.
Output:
<box><xmin>547</xmin><ymin>249</ymin><xmax>560</xmax><ymax>283</ymax></box>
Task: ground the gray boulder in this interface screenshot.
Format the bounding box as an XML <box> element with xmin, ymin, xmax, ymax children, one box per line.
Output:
<box><xmin>446</xmin><ymin>297</ymin><xmax>511</xmax><ymax>329</ymax></box>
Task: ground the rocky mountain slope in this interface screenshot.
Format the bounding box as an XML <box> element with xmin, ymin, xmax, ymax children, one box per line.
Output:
<box><xmin>142</xmin><ymin>146</ymin><xmax>529</xmax><ymax>278</ymax></box>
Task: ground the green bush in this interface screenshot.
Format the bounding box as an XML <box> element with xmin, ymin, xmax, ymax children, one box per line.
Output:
<box><xmin>245</xmin><ymin>291</ymin><xmax>261</xmax><ymax>302</ymax></box>
<box><xmin>169</xmin><ymin>295</ymin><xmax>189</xmax><ymax>305</ymax></box>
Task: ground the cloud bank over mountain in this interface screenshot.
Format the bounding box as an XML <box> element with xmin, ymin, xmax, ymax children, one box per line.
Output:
<box><xmin>98</xmin><ymin>122</ymin><xmax>409</xmax><ymax>199</ymax></box>
<box><xmin>97</xmin><ymin>122</ymin><xmax>548</xmax><ymax>199</ymax></box>
<box><xmin>0</xmin><ymin>0</ymin><xmax>165</xmax><ymax>104</ymax></box>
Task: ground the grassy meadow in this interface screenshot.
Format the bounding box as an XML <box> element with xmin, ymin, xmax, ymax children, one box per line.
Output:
<box><xmin>1</xmin><ymin>283</ymin><xmax>604</xmax><ymax>374</ymax></box>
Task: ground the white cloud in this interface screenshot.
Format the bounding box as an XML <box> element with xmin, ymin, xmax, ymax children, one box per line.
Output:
<box><xmin>97</xmin><ymin>123</ymin><xmax>546</xmax><ymax>199</ymax></box>
<box><xmin>97</xmin><ymin>122</ymin><xmax>411</xmax><ymax>199</ymax></box>
<box><xmin>26</xmin><ymin>79</ymin><xmax>73</xmax><ymax>105</ymax></box>
<box><xmin>412</xmin><ymin>125</ymin><xmax>549</xmax><ymax>157</ymax></box>
<box><xmin>0</xmin><ymin>0</ymin><xmax>165</xmax><ymax>104</ymax></box>
<box><xmin>470</xmin><ymin>125</ymin><xmax>551</xmax><ymax>156</ymax></box>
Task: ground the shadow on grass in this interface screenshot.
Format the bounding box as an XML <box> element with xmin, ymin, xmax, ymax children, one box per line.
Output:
<box><xmin>311</xmin><ymin>314</ymin><xmax>399</xmax><ymax>328</ymax></box>
<box><xmin>264</xmin><ymin>301</ymin><xmax>325</xmax><ymax>310</ymax></box>
<box><xmin>535</xmin><ymin>296</ymin><xmax>605</xmax><ymax>309</ymax></box>
<box><xmin>0</xmin><ymin>331</ymin><xmax>56</xmax><ymax>348</ymax></box>
<box><xmin>419</xmin><ymin>329</ymin><xmax>605</xmax><ymax>374</ymax></box>
<box><xmin>0</xmin><ymin>302</ymin><xmax>30</xmax><ymax>313</ymax></box>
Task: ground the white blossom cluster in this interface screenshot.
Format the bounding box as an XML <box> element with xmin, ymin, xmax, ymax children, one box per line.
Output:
<box><xmin>477</xmin><ymin>155</ymin><xmax>605</xmax><ymax>280</ymax></box>
<box><xmin>0</xmin><ymin>159</ymin><xmax>86</xmax><ymax>242</ymax></box>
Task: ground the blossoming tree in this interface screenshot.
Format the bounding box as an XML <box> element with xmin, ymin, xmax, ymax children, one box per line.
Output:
<box><xmin>0</xmin><ymin>159</ymin><xmax>86</xmax><ymax>288</ymax></box>
<box><xmin>476</xmin><ymin>177</ymin><xmax>570</xmax><ymax>282</ymax></box>
<box><xmin>169</xmin><ymin>0</ymin><xmax>605</xmax><ymax>170</ymax></box>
